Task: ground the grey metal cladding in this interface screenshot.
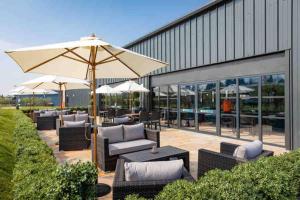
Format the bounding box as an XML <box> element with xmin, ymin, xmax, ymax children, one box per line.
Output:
<box><xmin>217</xmin><ymin>4</ymin><xmax>226</xmax><ymax>62</ymax></box>
<box><xmin>180</xmin><ymin>23</ymin><xmax>186</xmax><ymax>69</ymax></box>
<box><xmin>278</xmin><ymin>0</ymin><xmax>292</xmax><ymax>50</ymax></box>
<box><xmin>226</xmin><ymin>1</ymin><xmax>235</xmax><ymax>61</ymax></box>
<box><xmin>210</xmin><ymin>9</ymin><xmax>218</xmax><ymax>64</ymax></box>
<box><xmin>266</xmin><ymin>0</ymin><xmax>278</xmax><ymax>53</ymax></box>
<box><xmin>203</xmin><ymin>12</ymin><xmax>210</xmax><ymax>65</ymax></box>
<box><xmin>161</xmin><ymin>32</ymin><xmax>166</xmax><ymax>73</ymax></box>
<box><xmin>234</xmin><ymin>0</ymin><xmax>244</xmax><ymax>59</ymax></box>
<box><xmin>170</xmin><ymin>28</ymin><xmax>175</xmax><ymax>71</ymax></box>
<box><xmin>185</xmin><ymin>20</ymin><xmax>191</xmax><ymax>68</ymax></box>
<box><xmin>197</xmin><ymin>15</ymin><xmax>204</xmax><ymax>66</ymax></box>
<box><xmin>254</xmin><ymin>0</ymin><xmax>266</xmax><ymax>55</ymax></box>
<box><xmin>244</xmin><ymin>0</ymin><xmax>254</xmax><ymax>57</ymax></box>
<box><xmin>175</xmin><ymin>25</ymin><xmax>180</xmax><ymax>70</ymax></box>
<box><xmin>191</xmin><ymin>18</ymin><xmax>197</xmax><ymax>67</ymax></box>
<box><xmin>166</xmin><ymin>30</ymin><xmax>171</xmax><ymax>73</ymax></box>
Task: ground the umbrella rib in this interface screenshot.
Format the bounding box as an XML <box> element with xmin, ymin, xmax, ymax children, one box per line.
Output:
<box><xmin>32</xmin><ymin>82</ymin><xmax>44</xmax><ymax>89</ymax></box>
<box><xmin>65</xmin><ymin>48</ymin><xmax>91</xmax><ymax>65</ymax></box>
<box><xmin>25</xmin><ymin>47</ymin><xmax>78</xmax><ymax>73</ymax></box>
<box><xmin>62</xmin><ymin>55</ymin><xmax>89</xmax><ymax>64</ymax></box>
<box><xmin>85</xmin><ymin>49</ymin><xmax>93</xmax><ymax>80</ymax></box>
<box><xmin>95</xmin><ymin>51</ymin><xmax>125</xmax><ymax>65</ymax></box>
<box><xmin>100</xmin><ymin>46</ymin><xmax>140</xmax><ymax>78</ymax></box>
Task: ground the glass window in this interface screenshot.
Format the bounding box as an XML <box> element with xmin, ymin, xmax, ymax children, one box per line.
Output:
<box><xmin>159</xmin><ymin>86</ymin><xmax>168</xmax><ymax>126</ymax></box>
<box><xmin>168</xmin><ymin>85</ymin><xmax>178</xmax><ymax>127</ymax></box>
<box><xmin>180</xmin><ymin>84</ymin><xmax>195</xmax><ymax>129</ymax></box>
<box><xmin>239</xmin><ymin>77</ymin><xmax>259</xmax><ymax>116</ymax></box>
<box><xmin>198</xmin><ymin>82</ymin><xmax>216</xmax><ymax>134</ymax></box>
<box><xmin>262</xmin><ymin>74</ymin><xmax>285</xmax><ymax>146</ymax></box>
<box><xmin>151</xmin><ymin>87</ymin><xmax>159</xmax><ymax>110</ymax></box>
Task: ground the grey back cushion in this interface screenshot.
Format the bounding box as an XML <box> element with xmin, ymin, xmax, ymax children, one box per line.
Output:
<box><xmin>77</xmin><ymin>111</ymin><xmax>86</xmax><ymax>114</ymax></box>
<box><xmin>62</xmin><ymin>114</ymin><xmax>75</xmax><ymax>122</ymax></box>
<box><xmin>40</xmin><ymin>113</ymin><xmax>53</xmax><ymax>117</ymax></box>
<box><xmin>75</xmin><ymin>114</ymin><xmax>89</xmax><ymax>123</ymax></box>
<box><xmin>114</xmin><ymin>117</ymin><xmax>130</xmax><ymax>124</ymax></box>
<box><xmin>233</xmin><ymin>146</ymin><xmax>247</xmax><ymax>159</ymax></box>
<box><xmin>45</xmin><ymin>111</ymin><xmax>56</xmax><ymax>116</ymax></box>
<box><xmin>124</xmin><ymin>159</ymin><xmax>184</xmax><ymax>181</ymax></box>
<box><xmin>123</xmin><ymin>123</ymin><xmax>145</xmax><ymax>141</ymax></box>
<box><xmin>64</xmin><ymin>120</ymin><xmax>85</xmax><ymax>127</ymax></box>
<box><xmin>98</xmin><ymin>125</ymin><xmax>123</xmax><ymax>144</ymax></box>
<box><xmin>243</xmin><ymin>140</ymin><xmax>263</xmax><ymax>159</ymax></box>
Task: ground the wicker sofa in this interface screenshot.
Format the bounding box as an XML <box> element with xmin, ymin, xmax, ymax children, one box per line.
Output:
<box><xmin>112</xmin><ymin>159</ymin><xmax>194</xmax><ymax>200</ymax></box>
<box><xmin>36</xmin><ymin>110</ymin><xmax>69</xmax><ymax>130</ymax></box>
<box><xmin>91</xmin><ymin>123</ymin><xmax>160</xmax><ymax>171</ymax></box>
<box><xmin>197</xmin><ymin>142</ymin><xmax>274</xmax><ymax>177</ymax></box>
<box><xmin>59</xmin><ymin>123</ymin><xmax>91</xmax><ymax>151</ymax></box>
<box><xmin>56</xmin><ymin>113</ymin><xmax>93</xmax><ymax>135</ymax></box>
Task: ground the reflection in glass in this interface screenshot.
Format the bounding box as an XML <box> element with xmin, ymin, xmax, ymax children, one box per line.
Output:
<box><xmin>262</xmin><ymin>98</ymin><xmax>285</xmax><ymax>117</ymax></box>
<box><xmin>198</xmin><ymin>82</ymin><xmax>216</xmax><ymax>134</ymax></box>
<box><xmin>220</xmin><ymin>79</ymin><xmax>237</xmax><ymax>114</ymax></box>
<box><xmin>263</xmin><ymin>118</ymin><xmax>285</xmax><ymax>146</ymax></box>
<box><xmin>240</xmin><ymin>117</ymin><xmax>259</xmax><ymax>140</ymax></box>
<box><xmin>262</xmin><ymin>74</ymin><xmax>285</xmax><ymax>96</ymax></box>
<box><xmin>168</xmin><ymin>85</ymin><xmax>178</xmax><ymax>127</ymax></box>
<box><xmin>151</xmin><ymin>87</ymin><xmax>159</xmax><ymax>110</ymax></box>
<box><xmin>159</xmin><ymin>86</ymin><xmax>168</xmax><ymax>126</ymax></box>
<box><xmin>221</xmin><ymin>115</ymin><xmax>236</xmax><ymax>137</ymax></box>
<box><xmin>180</xmin><ymin>85</ymin><xmax>195</xmax><ymax>129</ymax></box>
<box><xmin>239</xmin><ymin>77</ymin><xmax>259</xmax><ymax>116</ymax></box>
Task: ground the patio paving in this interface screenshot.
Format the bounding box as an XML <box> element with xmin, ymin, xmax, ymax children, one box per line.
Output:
<box><xmin>38</xmin><ymin>127</ymin><xmax>287</xmax><ymax>200</ymax></box>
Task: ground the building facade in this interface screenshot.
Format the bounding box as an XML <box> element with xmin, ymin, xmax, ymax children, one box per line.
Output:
<box><xmin>81</xmin><ymin>0</ymin><xmax>300</xmax><ymax>150</ymax></box>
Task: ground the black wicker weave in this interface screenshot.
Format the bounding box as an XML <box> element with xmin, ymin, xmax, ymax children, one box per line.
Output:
<box><xmin>36</xmin><ymin>116</ymin><xmax>58</xmax><ymax>130</ymax></box>
<box><xmin>112</xmin><ymin>159</ymin><xmax>194</xmax><ymax>200</ymax></box>
<box><xmin>59</xmin><ymin>123</ymin><xmax>91</xmax><ymax>151</ymax></box>
<box><xmin>197</xmin><ymin>142</ymin><xmax>274</xmax><ymax>178</ymax></box>
<box><xmin>91</xmin><ymin>128</ymin><xmax>160</xmax><ymax>172</ymax></box>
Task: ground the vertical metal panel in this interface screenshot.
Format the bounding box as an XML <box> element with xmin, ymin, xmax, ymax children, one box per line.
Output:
<box><xmin>157</xmin><ymin>34</ymin><xmax>162</xmax><ymax>73</ymax></box>
<box><xmin>161</xmin><ymin>32</ymin><xmax>166</xmax><ymax>73</ymax></box>
<box><xmin>154</xmin><ymin>35</ymin><xmax>158</xmax><ymax>74</ymax></box>
<box><xmin>147</xmin><ymin>39</ymin><xmax>151</xmax><ymax>57</ymax></box>
<box><xmin>226</xmin><ymin>1</ymin><xmax>234</xmax><ymax>60</ymax></box>
<box><xmin>210</xmin><ymin>9</ymin><xmax>218</xmax><ymax>63</ymax></box>
<box><xmin>185</xmin><ymin>20</ymin><xmax>191</xmax><ymax>68</ymax></box>
<box><xmin>235</xmin><ymin>0</ymin><xmax>244</xmax><ymax>59</ymax></box>
<box><xmin>175</xmin><ymin>26</ymin><xmax>180</xmax><ymax>70</ymax></box>
<box><xmin>255</xmin><ymin>0</ymin><xmax>266</xmax><ymax>55</ymax></box>
<box><xmin>218</xmin><ymin>4</ymin><xmax>226</xmax><ymax>62</ymax></box>
<box><xmin>170</xmin><ymin>28</ymin><xmax>175</xmax><ymax>71</ymax></box>
<box><xmin>150</xmin><ymin>38</ymin><xmax>154</xmax><ymax>75</ymax></box>
<box><xmin>292</xmin><ymin>0</ymin><xmax>300</xmax><ymax>149</ymax></box>
<box><xmin>197</xmin><ymin>16</ymin><xmax>204</xmax><ymax>66</ymax></box>
<box><xmin>266</xmin><ymin>0</ymin><xmax>278</xmax><ymax>53</ymax></box>
<box><xmin>244</xmin><ymin>0</ymin><xmax>254</xmax><ymax>57</ymax></box>
<box><xmin>279</xmin><ymin>0</ymin><xmax>292</xmax><ymax>50</ymax></box>
<box><xmin>203</xmin><ymin>12</ymin><xmax>210</xmax><ymax>65</ymax></box>
<box><xmin>191</xmin><ymin>18</ymin><xmax>197</xmax><ymax>67</ymax></box>
<box><xmin>180</xmin><ymin>23</ymin><xmax>185</xmax><ymax>69</ymax></box>
<box><xmin>166</xmin><ymin>30</ymin><xmax>171</xmax><ymax>73</ymax></box>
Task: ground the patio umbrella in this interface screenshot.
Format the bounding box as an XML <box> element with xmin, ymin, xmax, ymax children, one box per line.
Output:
<box><xmin>113</xmin><ymin>80</ymin><xmax>149</xmax><ymax>110</ymax></box>
<box><xmin>20</xmin><ymin>75</ymin><xmax>89</xmax><ymax>109</ymax></box>
<box><xmin>5</xmin><ymin>34</ymin><xmax>168</xmax><ymax>166</ymax></box>
<box><xmin>93</xmin><ymin>85</ymin><xmax>121</xmax><ymax>108</ymax></box>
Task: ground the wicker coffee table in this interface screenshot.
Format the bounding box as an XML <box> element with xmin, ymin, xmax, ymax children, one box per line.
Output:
<box><xmin>120</xmin><ymin>145</ymin><xmax>190</xmax><ymax>171</ymax></box>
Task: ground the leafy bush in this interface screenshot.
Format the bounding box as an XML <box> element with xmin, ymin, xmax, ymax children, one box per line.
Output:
<box><xmin>12</xmin><ymin>111</ymin><xmax>98</xmax><ymax>199</ymax></box>
<box><xmin>127</xmin><ymin>150</ymin><xmax>300</xmax><ymax>200</ymax></box>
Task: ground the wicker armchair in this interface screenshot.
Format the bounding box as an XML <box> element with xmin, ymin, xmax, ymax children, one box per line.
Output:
<box><xmin>56</xmin><ymin>115</ymin><xmax>94</xmax><ymax>135</ymax></box>
<box><xmin>113</xmin><ymin>159</ymin><xmax>194</xmax><ymax>200</ymax></box>
<box><xmin>91</xmin><ymin>128</ymin><xmax>160</xmax><ymax>172</ymax></box>
<box><xmin>197</xmin><ymin>142</ymin><xmax>274</xmax><ymax>177</ymax></box>
<box><xmin>37</xmin><ymin>115</ymin><xmax>58</xmax><ymax>130</ymax></box>
<box><xmin>59</xmin><ymin>123</ymin><xmax>91</xmax><ymax>151</ymax></box>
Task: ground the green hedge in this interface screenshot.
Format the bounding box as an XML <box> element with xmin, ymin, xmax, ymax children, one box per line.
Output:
<box><xmin>12</xmin><ymin>111</ymin><xmax>98</xmax><ymax>199</ymax></box>
<box><xmin>127</xmin><ymin>149</ymin><xmax>300</xmax><ymax>200</ymax></box>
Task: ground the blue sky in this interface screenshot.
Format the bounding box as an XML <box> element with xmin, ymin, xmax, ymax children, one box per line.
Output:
<box><xmin>0</xmin><ymin>0</ymin><xmax>209</xmax><ymax>95</ymax></box>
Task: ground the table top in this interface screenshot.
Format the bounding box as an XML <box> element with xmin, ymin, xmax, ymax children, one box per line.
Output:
<box><xmin>120</xmin><ymin>145</ymin><xmax>188</xmax><ymax>162</ymax></box>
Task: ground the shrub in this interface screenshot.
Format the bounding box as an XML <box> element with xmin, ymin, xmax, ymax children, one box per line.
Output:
<box><xmin>12</xmin><ymin>111</ymin><xmax>98</xmax><ymax>199</ymax></box>
<box><xmin>127</xmin><ymin>150</ymin><xmax>300</xmax><ymax>200</ymax></box>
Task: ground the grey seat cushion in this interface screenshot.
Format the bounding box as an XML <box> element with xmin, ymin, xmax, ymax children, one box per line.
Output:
<box><xmin>75</xmin><ymin>114</ymin><xmax>89</xmax><ymax>123</ymax></box>
<box><xmin>40</xmin><ymin>112</ymin><xmax>53</xmax><ymax>117</ymax></box>
<box><xmin>123</xmin><ymin>123</ymin><xmax>145</xmax><ymax>141</ymax></box>
<box><xmin>62</xmin><ymin>114</ymin><xmax>75</xmax><ymax>122</ymax></box>
<box><xmin>64</xmin><ymin>120</ymin><xmax>85</xmax><ymax>127</ymax></box>
<box><xmin>77</xmin><ymin>111</ymin><xmax>86</xmax><ymax>114</ymax></box>
<box><xmin>114</xmin><ymin>117</ymin><xmax>130</xmax><ymax>124</ymax></box>
<box><xmin>44</xmin><ymin>111</ymin><xmax>57</xmax><ymax>116</ymax></box>
<box><xmin>109</xmin><ymin>139</ymin><xmax>156</xmax><ymax>156</ymax></box>
<box><xmin>98</xmin><ymin>125</ymin><xmax>123</xmax><ymax>144</ymax></box>
<box><xmin>124</xmin><ymin>159</ymin><xmax>184</xmax><ymax>181</ymax></box>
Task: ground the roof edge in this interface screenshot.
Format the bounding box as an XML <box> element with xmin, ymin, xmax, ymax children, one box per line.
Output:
<box><xmin>123</xmin><ymin>0</ymin><xmax>224</xmax><ymax>48</ymax></box>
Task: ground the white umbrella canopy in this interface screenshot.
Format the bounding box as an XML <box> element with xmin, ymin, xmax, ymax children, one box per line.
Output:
<box><xmin>9</xmin><ymin>86</ymin><xmax>57</xmax><ymax>95</ymax></box>
<box><xmin>95</xmin><ymin>85</ymin><xmax>121</xmax><ymax>94</ymax></box>
<box><xmin>113</xmin><ymin>80</ymin><xmax>150</xmax><ymax>93</ymax></box>
<box><xmin>220</xmin><ymin>84</ymin><xmax>254</xmax><ymax>94</ymax></box>
<box><xmin>5</xmin><ymin>34</ymin><xmax>168</xmax><ymax>167</ymax></box>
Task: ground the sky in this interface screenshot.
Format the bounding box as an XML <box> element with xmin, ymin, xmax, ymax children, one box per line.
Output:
<box><xmin>0</xmin><ymin>0</ymin><xmax>209</xmax><ymax>95</ymax></box>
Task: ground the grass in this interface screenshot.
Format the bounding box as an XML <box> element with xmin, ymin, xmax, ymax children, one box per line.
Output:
<box><xmin>0</xmin><ymin>109</ymin><xmax>17</xmax><ymax>200</ymax></box>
